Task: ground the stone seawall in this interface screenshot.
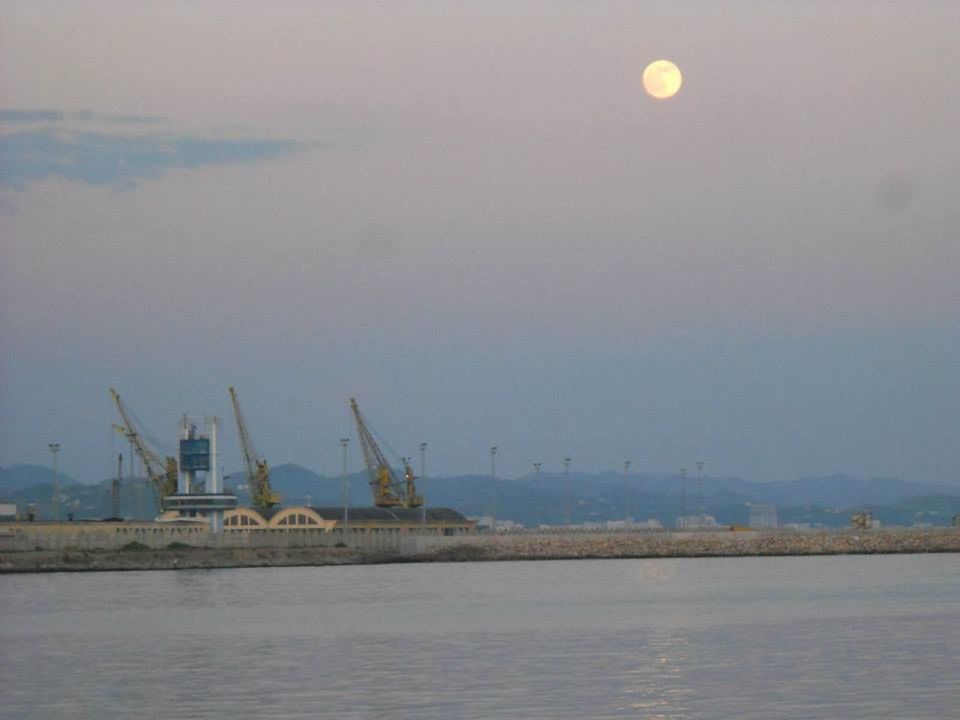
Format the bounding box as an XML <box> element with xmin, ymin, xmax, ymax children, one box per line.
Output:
<box><xmin>2</xmin><ymin>528</ymin><xmax>958</xmax><ymax>573</ymax></box>
<box><xmin>410</xmin><ymin>528</ymin><xmax>960</xmax><ymax>562</ymax></box>
<box><xmin>0</xmin><ymin>522</ymin><xmax>403</xmax><ymax>553</ymax></box>
<box><xmin>0</xmin><ymin>546</ymin><xmax>392</xmax><ymax>573</ymax></box>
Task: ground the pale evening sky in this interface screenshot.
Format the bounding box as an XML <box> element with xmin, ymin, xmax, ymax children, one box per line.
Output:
<box><xmin>1</xmin><ymin>1</ymin><xmax>958</xmax><ymax>485</ymax></box>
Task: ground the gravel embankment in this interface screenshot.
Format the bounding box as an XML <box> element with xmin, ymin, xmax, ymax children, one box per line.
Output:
<box><xmin>415</xmin><ymin>529</ymin><xmax>960</xmax><ymax>563</ymax></box>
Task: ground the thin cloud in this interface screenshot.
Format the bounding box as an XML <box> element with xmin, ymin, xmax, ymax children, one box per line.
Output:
<box><xmin>1</xmin><ymin>108</ymin><xmax>167</xmax><ymax>125</ymax></box>
<box><xmin>0</xmin><ymin>127</ymin><xmax>304</xmax><ymax>188</ymax></box>
<box><xmin>70</xmin><ymin>110</ymin><xmax>167</xmax><ymax>125</ymax></box>
<box><xmin>0</xmin><ymin>109</ymin><xmax>64</xmax><ymax>123</ymax></box>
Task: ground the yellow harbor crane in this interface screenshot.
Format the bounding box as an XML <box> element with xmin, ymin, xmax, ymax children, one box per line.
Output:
<box><xmin>228</xmin><ymin>386</ymin><xmax>279</xmax><ymax>509</ymax></box>
<box><xmin>109</xmin><ymin>388</ymin><xmax>178</xmax><ymax>511</ymax></box>
<box><xmin>851</xmin><ymin>510</ymin><xmax>874</xmax><ymax>529</ymax></box>
<box><xmin>350</xmin><ymin>397</ymin><xmax>423</xmax><ymax>508</ymax></box>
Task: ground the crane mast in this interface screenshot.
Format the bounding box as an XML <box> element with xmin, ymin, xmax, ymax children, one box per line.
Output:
<box><xmin>109</xmin><ymin>388</ymin><xmax>178</xmax><ymax>511</ymax></box>
<box><xmin>350</xmin><ymin>398</ymin><xmax>423</xmax><ymax>508</ymax></box>
<box><xmin>228</xmin><ymin>386</ymin><xmax>279</xmax><ymax>509</ymax></box>
<box><xmin>112</xmin><ymin>452</ymin><xmax>122</xmax><ymax>520</ymax></box>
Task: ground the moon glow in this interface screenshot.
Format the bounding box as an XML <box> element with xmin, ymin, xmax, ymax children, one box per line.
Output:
<box><xmin>643</xmin><ymin>60</ymin><xmax>682</xmax><ymax>99</ymax></box>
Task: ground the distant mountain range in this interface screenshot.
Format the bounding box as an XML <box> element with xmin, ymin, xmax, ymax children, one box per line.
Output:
<box><xmin>3</xmin><ymin>463</ymin><xmax>959</xmax><ymax>527</ymax></box>
<box><xmin>0</xmin><ymin>464</ymin><xmax>81</xmax><ymax>494</ymax></box>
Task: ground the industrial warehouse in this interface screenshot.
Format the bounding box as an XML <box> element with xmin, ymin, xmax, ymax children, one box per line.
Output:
<box><xmin>221</xmin><ymin>505</ymin><xmax>473</xmax><ymax>534</ymax></box>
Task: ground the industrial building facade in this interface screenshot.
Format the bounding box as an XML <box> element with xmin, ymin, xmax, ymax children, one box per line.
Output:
<box><xmin>221</xmin><ymin>506</ymin><xmax>475</xmax><ymax>535</ymax></box>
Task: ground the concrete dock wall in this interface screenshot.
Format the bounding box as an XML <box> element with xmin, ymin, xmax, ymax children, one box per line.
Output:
<box><xmin>0</xmin><ymin>522</ymin><xmax>405</xmax><ymax>553</ymax></box>
<box><xmin>2</xmin><ymin>524</ymin><xmax>958</xmax><ymax>573</ymax></box>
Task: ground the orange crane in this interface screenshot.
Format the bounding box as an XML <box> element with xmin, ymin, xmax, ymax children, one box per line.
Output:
<box><xmin>350</xmin><ymin>398</ymin><xmax>423</xmax><ymax>508</ymax></box>
<box><xmin>109</xmin><ymin>388</ymin><xmax>178</xmax><ymax>511</ymax></box>
<box><xmin>228</xmin><ymin>386</ymin><xmax>279</xmax><ymax>509</ymax></box>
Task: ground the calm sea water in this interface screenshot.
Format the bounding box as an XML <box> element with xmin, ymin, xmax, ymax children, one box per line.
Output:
<box><xmin>1</xmin><ymin>554</ymin><xmax>957</xmax><ymax>719</ymax></box>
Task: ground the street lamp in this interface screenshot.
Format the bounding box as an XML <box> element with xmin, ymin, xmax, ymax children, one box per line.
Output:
<box><xmin>696</xmin><ymin>461</ymin><xmax>705</xmax><ymax>520</ymax></box>
<box><xmin>419</xmin><ymin>442</ymin><xmax>428</xmax><ymax>528</ymax></box>
<box><xmin>489</xmin><ymin>446</ymin><xmax>498</xmax><ymax>523</ymax></box>
<box><xmin>340</xmin><ymin>437</ymin><xmax>350</xmax><ymax>536</ymax></box>
<box><xmin>563</xmin><ymin>457</ymin><xmax>572</xmax><ymax>525</ymax></box>
<box><xmin>48</xmin><ymin>443</ymin><xmax>61</xmax><ymax>522</ymax></box>
<box><xmin>532</xmin><ymin>462</ymin><xmax>542</xmax><ymax>525</ymax></box>
<box><xmin>624</xmin><ymin>460</ymin><xmax>632</xmax><ymax>522</ymax></box>
<box><xmin>679</xmin><ymin>466</ymin><xmax>688</xmax><ymax>530</ymax></box>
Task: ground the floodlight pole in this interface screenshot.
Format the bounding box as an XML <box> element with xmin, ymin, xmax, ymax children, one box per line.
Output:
<box><xmin>48</xmin><ymin>443</ymin><xmax>61</xmax><ymax>521</ymax></box>
<box><xmin>679</xmin><ymin>466</ymin><xmax>688</xmax><ymax>530</ymax></box>
<box><xmin>340</xmin><ymin>437</ymin><xmax>350</xmax><ymax>537</ymax></box>
<box><xmin>489</xmin><ymin>446</ymin><xmax>498</xmax><ymax>523</ymax></box>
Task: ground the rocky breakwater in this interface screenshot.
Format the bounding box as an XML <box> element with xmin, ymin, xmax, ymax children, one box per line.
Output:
<box><xmin>418</xmin><ymin>528</ymin><xmax>960</xmax><ymax>563</ymax></box>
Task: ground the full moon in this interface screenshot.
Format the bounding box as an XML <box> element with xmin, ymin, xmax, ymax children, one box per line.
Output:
<box><xmin>643</xmin><ymin>59</ymin><xmax>682</xmax><ymax>99</ymax></box>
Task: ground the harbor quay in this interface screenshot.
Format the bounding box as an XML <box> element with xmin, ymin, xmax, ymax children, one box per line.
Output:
<box><xmin>1</xmin><ymin>524</ymin><xmax>958</xmax><ymax>573</ymax></box>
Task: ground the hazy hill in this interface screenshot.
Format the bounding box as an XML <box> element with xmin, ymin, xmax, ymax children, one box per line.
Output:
<box><xmin>5</xmin><ymin>462</ymin><xmax>959</xmax><ymax>526</ymax></box>
<box><xmin>744</xmin><ymin>474</ymin><xmax>955</xmax><ymax>507</ymax></box>
<box><xmin>262</xmin><ymin>463</ymin><xmax>357</xmax><ymax>506</ymax></box>
<box><xmin>0</xmin><ymin>464</ymin><xmax>81</xmax><ymax>496</ymax></box>
<box><xmin>5</xmin><ymin>475</ymin><xmax>156</xmax><ymax>521</ymax></box>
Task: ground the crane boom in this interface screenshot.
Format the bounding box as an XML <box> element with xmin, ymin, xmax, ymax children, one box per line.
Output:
<box><xmin>109</xmin><ymin>388</ymin><xmax>178</xmax><ymax>511</ymax></box>
<box><xmin>349</xmin><ymin>398</ymin><xmax>423</xmax><ymax>508</ymax></box>
<box><xmin>228</xmin><ymin>386</ymin><xmax>278</xmax><ymax>508</ymax></box>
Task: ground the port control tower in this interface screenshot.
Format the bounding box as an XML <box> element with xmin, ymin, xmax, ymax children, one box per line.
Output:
<box><xmin>163</xmin><ymin>416</ymin><xmax>236</xmax><ymax>532</ymax></box>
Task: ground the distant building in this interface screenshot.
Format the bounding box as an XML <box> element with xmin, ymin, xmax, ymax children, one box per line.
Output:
<box><xmin>0</xmin><ymin>503</ymin><xmax>17</xmax><ymax>522</ymax></box>
<box><xmin>221</xmin><ymin>506</ymin><xmax>475</xmax><ymax>535</ymax></box>
<box><xmin>749</xmin><ymin>504</ymin><xmax>779</xmax><ymax>529</ymax></box>
<box><xmin>607</xmin><ymin>518</ymin><xmax>663</xmax><ymax>530</ymax></box>
<box><xmin>679</xmin><ymin>514</ymin><xmax>720</xmax><ymax>530</ymax></box>
<box><xmin>469</xmin><ymin>515</ymin><xmax>495</xmax><ymax>529</ymax></box>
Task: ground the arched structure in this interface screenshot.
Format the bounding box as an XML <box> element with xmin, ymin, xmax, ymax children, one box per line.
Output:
<box><xmin>267</xmin><ymin>506</ymin><xmax>337</xmax><ymax>530</ymax></box>
<box><xmin>215</xmin><ymin>505</ymin><xmax>471</xmax><ymax>535</ymax></box>
<box><xmin>223</xmin><ymin>507</ymin><xmax>269</xmax><ymax>529</ymax></box>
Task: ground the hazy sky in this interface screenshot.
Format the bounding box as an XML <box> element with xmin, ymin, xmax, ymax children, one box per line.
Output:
<box><xmin>2</xmin><ymin>1</ymin><xmax>958</xmax><ymax>485</ymax></box>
